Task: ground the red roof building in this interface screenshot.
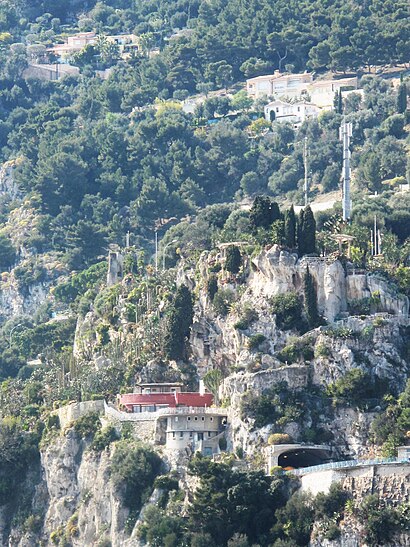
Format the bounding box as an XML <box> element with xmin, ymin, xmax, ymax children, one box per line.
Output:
<box><xmin>118</xmin><ymin>391</ymin><xmax>213</xmax><ymax>413</ymax></box>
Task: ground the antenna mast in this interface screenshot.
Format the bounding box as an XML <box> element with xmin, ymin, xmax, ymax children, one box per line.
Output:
<box><xmin>303</xmin><ymin>136</ymin><xmax>309</xmax><ymax>206</ymax></box>
<box><xmin>339</xmin><ymin>120</ymin><xmax>352</xmax><ymax>221</ymax></box>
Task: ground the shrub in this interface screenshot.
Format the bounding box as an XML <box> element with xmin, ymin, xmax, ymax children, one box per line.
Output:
<box><xmin>247</xmin><ymin>333</ymin><xmax>266</xmax><ymax>351</ymax></box>
<box><xmin>277</xmin><ymin>338</ymin><xmax>314</xmax><ymax>364</ymax></box>
<box><xmin>111</xmin><ymin>440</ymin><xmax>162</xmax><ymax>512</ymax></box>
<box><xmin>327</xmin><ymin>369</ymin><xmax>388</xmax><ymax>407</ymax></box>
<box><xmin>314</xmin><ymin>343</ymin><xmax>331</xmax><ymax>358</ymax></box>
<box><xmin>271</xmin><ymin>292</ymin><xmax>302</xmax><ymax>331</ymax></box>
<box><xmin>91</xmin><ymin>425</ymin><xmax>119</xmax><ymax>451</ymax></box>
<box><xmin>234</xmin><ymin>306</ymin><xmax>258</xmax><ymax>330</ymax></box>
<box><xmin>213</xmin><ymin>289</ymin><xmax>235</xmax><ymax>317</ymax></box>
<box><xmin>268</xmin><ymin>433</ymin><xmax>292</xmax><ymax>445</ymax></box>
<box><xmin>73</xmin><ymin>412</ymin><xmax>101</xmax><ymax>439</ymax></box>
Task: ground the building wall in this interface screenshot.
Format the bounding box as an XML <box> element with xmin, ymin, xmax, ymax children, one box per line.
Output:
<box><xmin>164</xmin><ymin>414</ymin><xmax>224</xmax><ymax>450</ymax></box>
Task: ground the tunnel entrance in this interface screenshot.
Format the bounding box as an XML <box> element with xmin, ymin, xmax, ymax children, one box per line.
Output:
<box><xmin>278</xmin><ymin>448</ymin><xmax>329</xmax><ymax>469</ymax></box>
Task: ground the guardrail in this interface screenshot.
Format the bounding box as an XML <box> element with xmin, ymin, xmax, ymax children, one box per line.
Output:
<box><xmin>290</xmin><ymin>457</ymin><xmax>408</xmax><ymax>476</ymax></box>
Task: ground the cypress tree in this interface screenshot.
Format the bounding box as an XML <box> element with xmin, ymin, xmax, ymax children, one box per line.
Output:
<box><xmin>299</xmin><ymin>205</ymin><xmax>316</xmax><ymax>255</ymax></box>
<box><xmin>297</xmin><ymin>208</ymin><xmax>305</xmax><ymax>255</ymax></box>
<box><xmin>164</xmin><ymin>285</ymin><xmax>193</xmax><ymax>360</ymax></box>
<box><xmin>225</xmin><ymin>245</ymin><xmax>241</xmax><ymax>273</ymax></box>
<box><xmin>249</xmin><ymin>196</ymin><xmax>273</xmax><ymax>231</ymax></box>
<box><xmin>397</xmin><ymin>80</ymin><xmax>407</xmax><ymax>114</ymax></box>
<box><xmin>304</xmin><ymin>266</ymin><xmax>319</xmax><ymax>328</ymax></box>
<box><xmin>284</xmin><ymin>205</ymin><xmax>296</xmax><ymax>248</ymax></box>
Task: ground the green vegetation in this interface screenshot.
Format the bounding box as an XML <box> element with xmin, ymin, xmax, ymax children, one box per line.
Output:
<box><xmin>371</xmin><ymin>380</ymin><xmax>410</xmax><ymax>456</ymax></box>
<box><xmin>327</xmin><ymin>369</ymin><xmax>389</xmax><ymax>409</ymax></box>
<box><xmin>271</xmin><ymin>292</ymin><xmax>302</xmax><ymax>331</ymax></box>
<box><xmin>111</xmin><ymin>440</ymin><xmax>162</xmax><ymax>515</ymax></box>
<box><xmin>163</xmin><ymin>285</ymin><xmax>193</xmax><ymax>360</ymax></box>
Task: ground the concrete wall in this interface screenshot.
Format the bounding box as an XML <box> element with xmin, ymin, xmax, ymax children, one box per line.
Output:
<box><xmin>55</xmin><ymin>400</ymin><xmax>105</xmax><ymax>430</ymax></box>
<box><xmin>301</xmin><ymin>462</ymin><xmax>410</xmax><ymax>504</ymax></box>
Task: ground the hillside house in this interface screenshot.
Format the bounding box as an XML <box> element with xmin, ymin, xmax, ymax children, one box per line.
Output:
<box><xmin>247</xmin><ymin>72</ymin><xmax>358</xmax><ymax>108</ymax></box>
<box><xmin>246</xmin><ymin>72</ymin><xmax>313</xmax><ymax>99</ymax></box>
<box><xmin>264</xmin><ymin>99</ymin><xmax>321</xmax><ymax>125</ymax></box>
<box><xmin>118</xmin><ymin>390</ymin><xmax>213</xmax><ymax>413</ymax></box>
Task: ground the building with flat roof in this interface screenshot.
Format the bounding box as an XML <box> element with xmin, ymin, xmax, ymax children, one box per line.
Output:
<box><xmin>264</xmin><ymin>99</ymin><xmax>321</xmax><ymax>125</ymax></box>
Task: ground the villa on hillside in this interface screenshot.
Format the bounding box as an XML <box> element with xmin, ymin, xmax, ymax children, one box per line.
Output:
<box><xmin>264</xmin><ymin>99</ymin><xmax>321</xmax><ymax>125</ymax></box>
<box><xmin>117</xmin><ymin>383</ymin><xmax>227</xmax><ymax>455</ymax></box>
<box><xmin>47</xmin><ymin>32</ymin><xmax>139</xmax><ymax>63</ymax></box>
<box><xmin>246</xmin><ymin>71</ymin><xmax>358</xmax><ymax>108</ymax></box>
<box><xmin>118</xmin><ymin>383</ymin><xmax>213</xmax><ymax>413</ymax></box>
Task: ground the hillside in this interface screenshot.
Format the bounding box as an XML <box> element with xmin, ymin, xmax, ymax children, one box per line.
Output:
<box><xmin>0</xmin><ymin>0</ymin><xmax>409</xmax><ymax>546</ymax></box>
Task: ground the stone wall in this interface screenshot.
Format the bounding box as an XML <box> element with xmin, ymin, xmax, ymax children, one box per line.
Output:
<box><xmin>301</xmin><ymin>462</ymin><xmax>410</xmax><ymax>505</ymax></box>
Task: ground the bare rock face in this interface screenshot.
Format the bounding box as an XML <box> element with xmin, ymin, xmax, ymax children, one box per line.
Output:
<box><xmin>40</xmin><ymin>430</ymin><xmax>129</xmax><ymax>547</ymax></box>
<box><xmin>0</xmin><ymin>160</ymin><xmax>22</xmax><ymax>200</ymax></box>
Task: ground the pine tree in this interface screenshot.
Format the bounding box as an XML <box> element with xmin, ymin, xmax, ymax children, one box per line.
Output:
<box><xmin>298</xmin><ymin>205</ymin><xmax>316</xmax><ymax>256</ymax></box>
<box><xmin>304</xmin><ymin>266</ymin><xmax>319</xmax><ymax>328</ymax></box>
<box><xmin>164</xmin><ymin>285</ymin><xmax>193</xmax><ymax>360</ymax></box>
<box><xmin>284</xmin><ymin>206</ymin><xmax>296</xmax><ymax>248</ymax></box>
<box><xmin>397</xmin><ymin>80</ymin><xmax>407</xmax><ymax>114</ymax></box>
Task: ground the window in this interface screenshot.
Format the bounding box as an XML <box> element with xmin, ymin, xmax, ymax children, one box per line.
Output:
<box><xmin>208</xmin><ymin>432</ymin><xmax>212</xmax><ymax>437</ymax></box>
<box><xmin>190</xmin><ymin>431</ymin><xmax>193</xmax><ymax>438</ymax></box>
<box><xmin>172</xmin><ymin>432</ymin><xmax>176</xmax><ymax>438</ymax></box>
<box><xmin>276</xmin><ymin>107</ymin><xmax>279</xmax><ymax>113</ymax></box>
<box><xmin>175</xmin><ymin>417</ymin><xmax>178</xmax><ymax>422</ymax></box>
<box><xmin>194</xmin><ymin>417</ymin><xmax>198</xmax><ymax>421</ymax></box>
<box><xmin>210</xmin><ymin>417</ymin><xmax>213</xmax><ymax>422</ymax></box>
<box><xmin>201</xmin><ymin>416</ymin><xmax>205</xmax><ymax>421</ymax></box>
<box><xmin>187</xmin><ymin>416</ymin><xmax>191</xmax><ymax>421</ymax></box>
<box><xmin>180</xmin><ymin>432</ymin><xmax>184</xmax><ymax>438</ymax></box>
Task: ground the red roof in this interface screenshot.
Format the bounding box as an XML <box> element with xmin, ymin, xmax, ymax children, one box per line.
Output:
<box><xmin>118</xmin><ymin>391</ymin><xmax>213</xmax><ymax>410</ymax></box>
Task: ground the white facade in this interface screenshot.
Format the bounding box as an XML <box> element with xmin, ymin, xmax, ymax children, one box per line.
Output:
<box><xmin>247</xmin><ymin>72</ymin><xmax>313</xmax><ymax>99</ymax></box>
<box><xmin>247</xmin><ymin>72</ymin><xmax>358</xmax><ymax>108</ymax></box>
<box><xmin>264</xmin><ymin>100</ymin><xmax>321</xmax><ymax>125</ymax></box>
<box><xmin>164</xmin><ymin>412</ymin><xmax>226</xmax><ymax>455</ymax></box>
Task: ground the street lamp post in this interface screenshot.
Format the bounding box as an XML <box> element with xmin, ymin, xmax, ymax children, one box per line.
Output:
<box><xmin>162</xmin><ymin>239</ymin><xmax>178</xmax><ymax>270</ymax></box>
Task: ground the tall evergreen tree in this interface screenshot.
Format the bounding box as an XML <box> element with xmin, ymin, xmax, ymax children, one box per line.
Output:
<box><xmin>225</xmin><ymin>245</ymin><xmax>241</xmax><ymax>273</ymax></box>
<box><xmin>249</xmin><ymin>196</ymin><xmax>281</xmax><ymax>231</ymax></box>
<box><xmin>284</xmin><ymin>206</ymin><xmax>296</xmax><ymax>248</ymax></box>
<box><xmin>397</xmin><ymin>79</ymin><xmax>407</xmax><ymax>114</ymax></box>
<box><xmin>164</xmin><ymin>285</ymin><xmax>193</xmax><ymax>360</ymax></box>
<box><xmin>249</xmin><ymin>196</ymin><xmax>272</xmax><ymax>231</ymax></box>
<box><xmin>298</xmin><ymin>205</ymin><xmax>316</xmax><ymax>256</ymax></box>
<box><xmin>304</xmin><ymin>266</ymin><xmax>319</xmax><ymax>328</ymax></box>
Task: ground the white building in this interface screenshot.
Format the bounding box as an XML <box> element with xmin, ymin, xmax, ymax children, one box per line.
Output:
<box><xmin>264</xmin><ymin>99</ymin><xmax>321</xmax><ymax>125</ymax></box>
<box><xmin>247</xmin><ymin>72</ymin><xmax>313</xmax><ymax>99</ymax></box>
<box><xmin>247</xmin><ymin>72</ymin><xmax>358</xmax><ymax>108</ymax></box>
<box><xmin>164</xmin><ymin>409</ymin><xmax>227</xmax><ymax>455</ymax></box>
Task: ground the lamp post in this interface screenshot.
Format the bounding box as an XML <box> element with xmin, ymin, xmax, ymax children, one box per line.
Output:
<box><xmin>162</xmin><ymin>239</ymin><xmax>178</xmax><ymax>270</ymax></box>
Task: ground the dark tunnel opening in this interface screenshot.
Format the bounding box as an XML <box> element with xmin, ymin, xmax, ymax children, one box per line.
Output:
<box><xmin>278</xmin><ymin>449</ymin><xmax>329</xmax><ymax>469</ymax></box>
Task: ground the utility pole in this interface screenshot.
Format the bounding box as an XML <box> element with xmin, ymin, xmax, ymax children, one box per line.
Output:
<box><xmin>339</xmin><ymin>119</ymin><xmax>353</xmax><ymax>222</ymax></box>
<box><xmin>303</xmin><ymin>136</ymin><xmax>309</xmax><ymax>206</ymax></box>
<box><xmin>155</xmin><ymin>229</ymin><xmax>158</xmax><ymax>273</ymax></box>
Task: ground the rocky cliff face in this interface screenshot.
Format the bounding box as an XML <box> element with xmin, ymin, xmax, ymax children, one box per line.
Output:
<box><xmin>190</xmin><ymin>246</ymin><xmax>409</xmax><ymax>375</ymax></box>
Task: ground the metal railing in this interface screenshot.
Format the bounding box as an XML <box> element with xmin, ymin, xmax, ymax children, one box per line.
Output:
<box><xmin>290</xmin><ymin>457</ymin><xmax>408</xmax><ymax>476</ymax></box>
<box><xmin>104</xmin><ymin>401</ymin><xmax>227</xmax><ymax>422</ymax></box>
